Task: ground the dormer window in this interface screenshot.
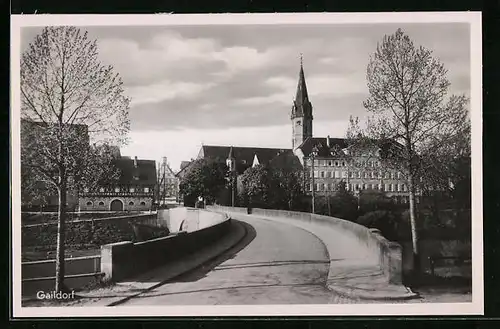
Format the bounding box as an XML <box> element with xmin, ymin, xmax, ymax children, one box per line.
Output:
<box><xmin>115</xmin><ymin>187</ymin><xmax>120</xmax><ymax>193</ymax></box>
<box><xmin>130</xmin><ymin>187</ymin><xmax>135</xmax><ymax>193</ymax></box>
<box><xmin>144</xmin><ymin>187</ymin><xmax>149</xmax><ymax>193</ymax></box>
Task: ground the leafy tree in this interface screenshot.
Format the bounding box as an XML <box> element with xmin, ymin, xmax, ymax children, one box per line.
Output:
<box><xmin>268</xmin><ymin>152</ymin><xmax>305</xmax><ymax>210</ymax></box>
<box><xmin>240</xmin><ymin>164</ymin><xmax>274</xmax><ymax>208</ymax></box>
<box><xmin>178</xmin><ymin>158</ymin><xmax>228</xmax><ymax>206</ymax></box>
<box><xmin>356</xmin><ymin>28</ymin><xmax>469</xmax><ymax>273</ymax></box>
<box><xmin>21</xmin><ymin>27</ymin><xmax>130</xmax><ymax>292</ymax></box>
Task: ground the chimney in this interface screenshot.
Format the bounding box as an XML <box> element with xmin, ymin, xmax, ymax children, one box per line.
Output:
<box><xmin>326</xmin><ymin>135</ymin><xmax>330</xmax><ymax>148</ymax></box>
<box><xmin>134</xmin><ymin>156</ymin><xmax>138</xmax><ymax>168</ymax></box>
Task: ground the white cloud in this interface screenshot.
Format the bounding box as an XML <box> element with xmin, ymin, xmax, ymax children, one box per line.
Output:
<box><xmin>127</xmin><ymin>80</ymin><xmax>215</xmax><ymax>105</ymax></box>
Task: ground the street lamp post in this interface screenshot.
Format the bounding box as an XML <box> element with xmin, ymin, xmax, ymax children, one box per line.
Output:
<box><xmin>311</xmin><ymin>149</ymin><xmax>318</xmax><ymax>214</ymax></box>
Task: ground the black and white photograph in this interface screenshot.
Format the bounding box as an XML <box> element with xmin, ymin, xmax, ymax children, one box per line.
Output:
<box><xmin>10</xmin><ymin>12</ymin><xmax>483</xmax><ymax>317</ymax></box>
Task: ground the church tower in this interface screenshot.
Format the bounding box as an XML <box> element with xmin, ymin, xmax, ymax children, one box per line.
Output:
<box><xmin>291</xmin><ymin>55</ymin><xmax>313</xmax><ymax>150</ymax></box>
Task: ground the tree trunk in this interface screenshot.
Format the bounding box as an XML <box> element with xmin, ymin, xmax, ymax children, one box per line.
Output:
<box><xmin>55</xmin><ymin>180</ymin><xmax>67</xmax><ymax>292</ymax></box>
<box><xmin>408</xmin><ymin>172</ymin><xmax>421</xmax><ymax>274</ymax></box>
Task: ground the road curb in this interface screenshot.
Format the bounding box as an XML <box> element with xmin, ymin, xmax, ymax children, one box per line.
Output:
<box><xmin>105</xmin><ymin>219</ymin><xmax>248</xmax><ymax>306</ymax></box>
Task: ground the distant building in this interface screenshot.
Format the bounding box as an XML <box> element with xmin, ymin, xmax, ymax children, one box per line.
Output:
<box><xmin>79</xmin><ymin>156</ymin><xmax>157</xmax><ymax>211</ymax></box>
<box><xmin>157</xmin><ymin>157</ymin><xmax>179</xmax><ymax>203</ymax></box>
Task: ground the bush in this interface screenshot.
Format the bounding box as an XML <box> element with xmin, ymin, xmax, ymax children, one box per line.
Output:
<box><xmin>357</xmin><ymin>210</ymin><xmax>399</xmax><ymax>241</ymax></box>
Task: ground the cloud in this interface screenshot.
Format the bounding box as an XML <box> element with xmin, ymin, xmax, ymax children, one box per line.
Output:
<box><xmin>127</xmin><ymin>80</ymin><xmax>215</xmax><ymax>105</ymax></box>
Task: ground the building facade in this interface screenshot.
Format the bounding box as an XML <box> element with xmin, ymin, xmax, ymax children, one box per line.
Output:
<box><xmin>79</xmin><ymin>156</ymin><xmax>157</xmax><ymax>211</ymax></box>
<box><xmin>157</xmin><ymin>157</ymin><xmax>179</xmax><ymax>204</ymax></box>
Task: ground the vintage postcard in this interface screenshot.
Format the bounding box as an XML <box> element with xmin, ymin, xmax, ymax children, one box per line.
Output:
<box><xmin>10</xmin><ymin>12</ymin><xmax>483</xmax><ymax>317</ymax></box>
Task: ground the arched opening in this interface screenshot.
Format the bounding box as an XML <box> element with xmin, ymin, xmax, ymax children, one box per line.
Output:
<box><xmin>128</xmin><ymin>201</ymin><xmax>134</xmax><ymax>206</ymax></box>
<box><xmin>86</xmin><ymin>201</ymin><xmax>93</xmax><ymax>206</ymax></box>
<box><xmin>140</xmin><ymin>201</ymin><xmax>146</xmax><ymax>206</ymax></box>
<box><xmin>110</xmin><ymin>199</ymin><xmax>124</xmax><ymax>211</ymax></box>
<box><xmin>98</xmin><ymin>201</ymin><xmax>105</xmax><ymax>206</ymax></box>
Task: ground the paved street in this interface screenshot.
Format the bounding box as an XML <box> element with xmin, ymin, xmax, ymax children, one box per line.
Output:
<box><xmin>121</xmin><ymin>214</ymin><xmax>351</xmax><ymax>305</ymax></box>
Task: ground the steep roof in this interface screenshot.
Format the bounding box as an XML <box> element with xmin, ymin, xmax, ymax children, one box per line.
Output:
<box><xmin>291</xmin><ymin>59</ymin><xmax>313</xmax><ymax>120</ymax></box>
<box><xmin>297</xmin><ymin>136</ymin><xmax>404</xmax><ymax>158</ymax></box>
<box><xmin>298</xmin><ymin>137</ymin><xmax>348</xmax><ymax>157</ymax></box>
<box><xmin>199</xmin><ymin>145</ymin><xmax>295</xmax><ymax>174</ymax></box>
<box><xmin>114</xmin><ymin>157</ymin><xmax>157</xmax><ymax>185</ymax></box>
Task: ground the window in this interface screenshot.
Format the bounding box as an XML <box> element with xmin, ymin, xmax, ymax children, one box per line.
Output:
<box><xmin>315</xmin><ymin>183</ymin><xmax>319</xmax><ymax>191</ymax></box>
<box><xmin>98</xmin><ymin>201</ymin><xmax>105</xmax><ymax>206</ymax></box>
<box><xmin>130</xmin><ymin>187</ymin><xmax>135</xmax><ymax>193</ymax></box>
<box><xmin>314</xmin><ymin>171</ymin><xmax>319</xmax><ymax>178</ymax></box>
<box><xmin>389</xmin><ymin>184</ymin><xmax>394</xmax><ymax>192</ymax></box>
<box><xmin>357</xmin><ymin>172</ymin><xmax>361</xmax><ymax>178</ymax></box>
<box><xmin>349</xmin><ymin>172</ymin><xmax>354</xmax><ymax>178</ymax></box>
<box><xmin>397</xmin><ymin>172</ymin><xmax>402</xmax><ymax>179</ymax></box>
<box><xmin>144</xmin><ymin>187</ymin><xmax>150</xmax><ymax>193</ymax></box>
<box><xmin>335</xmin><ymin>171</ymin><xmax>340</xmax><ymax>178</ymax></box>
<box><xmin>385</xmin><ymin>183</ymin><xmax>389</xmax><ymax>191</ymax></box>
<box><xmin>328</xmin><ymin>160</ymin><xmax>332</xmax><ymax>166</ymax></box>
<box><xmin>86</xmin><ymin>201</ymin><xmax>92</xmax><ymax>206</ymax></box>
<box><xmin>342</xmin><ymin>171</ymin><xmax>347</xmax><ymax>178</ymax></box>
<box><xmin>115</xmin><ymin>187</ymin><xmax>120</xmax><ymax>193</ymax></box>
<box><xmin>325</xmin><ymin>171</ymin><xmax>331</xmax><ymax>178</ymax></box>
<box><xmin>140</xmin><ymin>201</ymin><xmax>146</xmax><ymax>206</ymax></box>
<box><xmin>402</xmin><ymin>184</ymin><xmax>407</xmax><ymax>191</ymax></box>
<box><xmin>371</xmin><ymin>171</ymin><xmax>375</xmax><ymax>178</ymax></box>
<box><xmin>320</xmin><ymin>171</ymin><xmax>325</xmax><ymax>178</ymax></box>
<box><xmin>363</xmin><ymin>184</ymin><xmax>367</xmax><ymax>190</ymax></box>
<box><xmin>129</xmin><ymin>201</ymin><xmax>134</xmax><ymax>206</ymax></box>
<box><xmin>364</xmin><ymin>172</ymin><xmax>368</xmax><ymax>179</ymax></box>
<box><xmin>99</xmin><ymin>187</ymin><xmax>105</xmax><ymax>193</ymax></box>
<box><xmin>379</xmin><ymin>183</ymin><xmax>383</xmax><ymax>191</ymax></box>
<box><xmin>334</xmin><ymin>161</ymin><xmax>339</xmax><ymax>166</ymax></box>
<box><xmin>309</xmin><ymin>184</ymin><xmax>313</xmax><ymax>191</ymax></box>
<box><xmin>342</xmin><ymin>161</ymin><xmax>346</xmax><ymax>167</ymax></box>
<box><xmin>397</xmin><ymin>184</ymin><xmax>401</xmax><ymax>192</ymax></box>
<box><xmin>355</xmin><ymin>184</ymin><xmax>360</xmax><ymax>191</ymax></box>
<box><xmin>314</xmin><ymin>160</ymin><xmax>319</xmax><ymax>166</ymax></box>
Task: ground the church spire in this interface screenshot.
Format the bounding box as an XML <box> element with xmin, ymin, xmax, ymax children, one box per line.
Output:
<box><xmin>295</xmin><ymin>53</ymin><xmax>309</xmax><ymax>107</ymax></box>
<box><xmin>291</xmin><ymin>55</ymin><xmax>313</xmax><ymax>150</ymax></box>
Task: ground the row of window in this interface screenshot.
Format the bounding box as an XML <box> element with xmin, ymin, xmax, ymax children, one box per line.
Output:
<box><xmin>311</xmin><ymin>170</ymin><xmax>403</xmax><ymax>180</ymax></box>
<box><xmin>309</xmin><ymin>182</ymin><xmax>408</xmax><ymax>192</ymax></box>
<box><xmin>83</xmin><ymin>187</ymin><xmax>150</xmax><ymax>193</ymax></box>
<box><xmin>311</xmin><ymin>159</ymin><xmax>382</xmax><ymax>168</ymax></box>
<box><xmin>85</xmin><ymin>201</ymin><xmax>147</xmax><ymax>206</ymax></box>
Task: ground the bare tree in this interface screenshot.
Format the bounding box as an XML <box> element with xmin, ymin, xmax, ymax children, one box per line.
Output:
<box><xmin>21</xmin><ymin>27</ymin><xmax>130</xmax><ymax>292</ymax></box>
<box><xmin>359</xmin><ymin>28</ymin><xmax>469</xmax><ymax>274</ymax></box>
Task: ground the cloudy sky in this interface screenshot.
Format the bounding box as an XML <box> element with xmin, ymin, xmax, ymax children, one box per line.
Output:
<box><xmin>21</xmin><ymin>23</ymin><xmax>470</xmax><ymax>171</ymax></box>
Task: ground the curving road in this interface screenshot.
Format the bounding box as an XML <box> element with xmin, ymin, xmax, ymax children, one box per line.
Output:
<box><xmin>121</xmin><ymin>213</ymin><xmax>345</xmax><ymax>305</ymax></box>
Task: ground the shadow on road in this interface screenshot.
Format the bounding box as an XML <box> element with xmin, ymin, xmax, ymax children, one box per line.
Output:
<box><xmin>168</xmin><ymin>219</ymin><xmax>257</xmax><ymax>283</ymax></box>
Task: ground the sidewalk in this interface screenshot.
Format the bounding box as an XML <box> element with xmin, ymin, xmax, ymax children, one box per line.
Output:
<box><xmin>23</xmin><ymin>219</ymin><xmax>246</xmax><ymax>307</ymax></box>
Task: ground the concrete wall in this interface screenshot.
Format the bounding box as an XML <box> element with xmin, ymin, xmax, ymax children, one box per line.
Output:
<box><xmin>156</xmin><ymin>207</ymin><xmax>228</xmax><ymax>233</ymax></box>
<box><xmin>22</xmin><ymin>256</ymin><xmax>101</xmax><ymax>297</ymax></box>
<box><xmin>101</xmin><ymin>209</ymin><xmax>230</xmax><ymax>282</ymax></box>
<box><xmin>207</xmin><ymin>205</ymin><xmax>402</xmax><ymax>285</ymax></box>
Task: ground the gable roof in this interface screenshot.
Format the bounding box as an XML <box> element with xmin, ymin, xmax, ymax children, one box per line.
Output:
<box><xmin>114</xmin><ymin>157</ymin><xmax>157</xmax><ymax>185</ymax></box>
<box><xmin>198</xmin><ymin>145</ymin><xmax>295</xmax><ymax>174</ymax></box>
<box><xmin>297</xmin><ymin>136</ymin><xmax>404</xmax><ymax>158</ymax></box>
<box><xmin>297</xmin><ymin>137</ymin><xmax>348</xmax><ymax>157</ymax></box>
